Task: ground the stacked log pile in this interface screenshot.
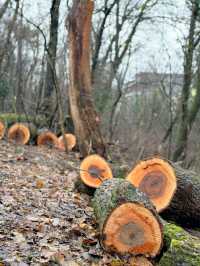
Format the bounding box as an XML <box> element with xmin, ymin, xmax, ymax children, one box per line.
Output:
<box><xmin>79</xmin><ymin>155</ymin><xmax>200</xmax><ymax>265</ymax></box>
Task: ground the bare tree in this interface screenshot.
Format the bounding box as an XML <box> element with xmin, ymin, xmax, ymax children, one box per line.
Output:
<box><xmin>173</xmin><ymin>0</ymin><xmax>200</xmax><ymax>161</ymax></box>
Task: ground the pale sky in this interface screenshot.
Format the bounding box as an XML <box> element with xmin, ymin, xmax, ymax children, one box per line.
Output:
<box><xmin>22</xmin><ymin>0</ymin><xmax>188</xmax><ymax>80</ymax></box>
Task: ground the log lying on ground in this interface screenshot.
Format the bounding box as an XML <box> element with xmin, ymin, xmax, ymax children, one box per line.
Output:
<box><xmin>92</xmin><ymin>179</ymin><xmax>163</xmax><ymax>257</ymax></box>
<box><xmin>0</xmin><ymin>121</ymin><xmax>5</xmax><ymax>139</ymax></box>
<box><xmin>8</xmin><ymin>123</ymin><xmax>30</xmax><ymax>144</ymax></box>
<box><xmin>159</xmin><ymin>223</ymin><xmax>200</xmax><ymax>266</ymax></box>
<box><xmin>126</xmin><ymin>158</ymin><xmax>200</xmax><ymax>227</ymax></box>
<box><xmin>57</xmin><ymin>133</ymin><xmax>76</xmax><ymax>151</ymax></box>
<box><xmin>37</xmin><ymin>131</ymin><xmax>59</xmax><ymax>148</ymax></box>
<box><xmin>80</xmin><ymin>154</ymin><xmax>113</xmax><ymax>188</ymax></box>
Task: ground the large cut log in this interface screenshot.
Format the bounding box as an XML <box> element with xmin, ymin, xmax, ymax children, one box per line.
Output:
<box><xmin>126</xmin><ymin>158</ymin><xmax>200</xmax><ymax>227</ymax></box>
<box><xmin>8</xmin><ymin>123</ymin><xmax>30</xmax><ymax>145</ymax></box>
<box><xmin>80</xmin><ymin>154</ymin><xmax>113</xmax><ymax>188</ymax></box>
<box><xmin>92</xmin><ymin>179</ymin><xmax>163</xmax><ymax>257</ymax></box>
<box><xmin>159</xmin><ymin>223</ymin><xmax>200</xmax><ymax>266</ymax></box>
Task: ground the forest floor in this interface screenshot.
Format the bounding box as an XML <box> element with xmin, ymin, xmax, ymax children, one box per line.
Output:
<box><xmin>0</xmin><ymin>141</ymin><xmax>133</xmax><ymax>266</ymax></box>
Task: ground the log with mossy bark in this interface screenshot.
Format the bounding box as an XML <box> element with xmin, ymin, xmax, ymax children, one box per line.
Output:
<box><xmin>92</xmin><ymin>178</ymin><xmax>163</xmax><ymax>257</ymax></box>
<box><xmin>158</xmin><ymin>223</ymin><xmax>200</xmax><ymax>266</ymax></box>
<box><xmin>126</xmin><ymin>158</ymin><xmax>200</xmax><ymax>227</ymax></box>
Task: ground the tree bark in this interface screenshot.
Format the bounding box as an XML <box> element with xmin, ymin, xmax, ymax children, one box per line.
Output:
<box><xmin>92</xmin><ymin>179</ymin><xmax>163</xmax><ymax>257</ymax></box>
<box><xmin>161</xmin><ymin>162</ymin><xmax>200</xmax><ymax>228</ymax></box>
<box><xmin>159</xmin><ymin>222</ymin><xmax>200</xmax><ymax>266</ymax></box>
<box><xmin>67</xmin><ymin>0</ymin><xmax>106</xmax><ymax>158</ymax></box>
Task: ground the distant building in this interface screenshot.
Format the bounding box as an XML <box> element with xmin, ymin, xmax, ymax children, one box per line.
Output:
<box><xmin>125</xmin><ymin>72</ymin><xmax>184</xmax><ymax>97</ymax></box>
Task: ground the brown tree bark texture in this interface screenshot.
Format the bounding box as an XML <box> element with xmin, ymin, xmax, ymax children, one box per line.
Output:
<box><xmin>161</xmin><ymin>162</ymin><xmax>200</xmax><ymax>228</ymax></box>
<box><xmin>67</xmin><ymin>0</ymin><xmax>106</xmax><ymax>158</ymax></box>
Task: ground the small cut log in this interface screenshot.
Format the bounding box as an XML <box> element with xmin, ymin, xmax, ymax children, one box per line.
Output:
<box><xmin>80</xmin><ymin>154</ymin><xmax>113</xmax><ymax>188</ymax></box>
<box><xmin>8</xmin><ymin>123</ymin><xmax>30</xmax><ymax>144</ymax></box>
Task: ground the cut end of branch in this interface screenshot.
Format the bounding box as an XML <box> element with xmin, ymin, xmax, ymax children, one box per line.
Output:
<box><xmin>37</xmin><ymin>131</ymin><xmax>58</xmax><ymax>148</ymax></box>
<box><xmin>0</xmin><ymin>121</ymin><xmax>5</xmax><ymax>139</ymax></box>
<box><xmin>8</xmin><ymin>123</ymin><xmax>30</xmax><ymax>145</ymax></box>
<box><xmin>80</xmin><ymin>154</ymin><xmax>113</xmax><ymax>188</ymax></box>
<box><xmin>126</xmin><ymin>158</ymin><xmax>177</xmax><ymax>212</ymax></box>
<box><xmin>103</xmin><ymin>202</ymin><xmax>162</xmax><ymax>257</ymax></box>
<box><xmin>57</xmin><ymin>133</ymin><xmax>76</xmax><ymax>151</ymax></box>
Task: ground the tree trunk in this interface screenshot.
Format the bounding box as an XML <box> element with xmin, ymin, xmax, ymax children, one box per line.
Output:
<box><xmin>16</xmin><ymin>13</ymin><xmax>24</xmax><ymax>114</ymax></box>
<box><xmin>127</xmin><ymin>158</ymin><xmax>200</xmax><ymax>227</ymax></box>
<box><xmin>173</xmin><ymin>1</ymin><xmax>199</xmax><ymax>162</ymax></box>
<box><xmin>159</xmin><ymin>222</ymin><xmax>200</xmax><ymax>266</ymax></box>
<box><xmin>92</xmin><ymin>179</ymin><xmax>163</xmax><ymax>257</ymax></box>
<box><xmin>43</xmin><ymin>0</ymin><xmax>61</xmax><ymax>111</ymax></box>
<box><xmin>67</xmin><ymin>0</ymin><xmax>106</xmax><ymax>158</ymax></box>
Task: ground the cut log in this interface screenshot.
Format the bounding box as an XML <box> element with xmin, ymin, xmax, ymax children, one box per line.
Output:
<box><xmin>8</xmin><ymin>123</ymin><xmax>30</xmax><ymax>144</ymax></box>
<box><xmin>80</xmin><ymin>154</ymin><xmax>113</xmax><ymax>188</ymax></box>
<box><xmin>159</xmin><ymin>222</ymin><xmax>200</xmax><ymax>266</ymax></box>
<box><xmin>57</xmin><ymin>133</ymin><xmax>76</xmax><ymax>151</ymax></box>
<box><xmin>0</xmin><ymin>121</ymin><xmax>5</xmax><ymax>139</ymax></box>
<box><xmin>126</xmin><ymin>158</ymin><xmax>200</xmax><ymax>227</ymax></box>
<box><xmin>92</xmin><ymin>179</ymin><xmax>163</xmax><ymax>257</ymax></box>
<box><xmin>74</xmin><ymin>178</ymin><xmax>95</xmax><ymax>196</ymax></box>
<box><xmin>37</xmin><ymin>131</ymin><xmax>59</xmax><ymax>148</ymax></box>
<box><xmin>130</xmin><ymin>256</ymin><xmax>153</xmax><ymax>266</ymax></box>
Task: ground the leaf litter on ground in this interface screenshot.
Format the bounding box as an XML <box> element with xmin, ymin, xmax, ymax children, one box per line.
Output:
<box><xmin>0</xmin><ymin>141</ymin><xmax>134</xmax><ymax>266</ymax></box>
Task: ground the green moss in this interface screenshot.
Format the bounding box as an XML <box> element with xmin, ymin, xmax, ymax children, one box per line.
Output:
<box><xmin>0</xmin><ymin>113</ymin><xmax>46</xmax><ymax>128</ymax></box>
<box><xmin>159</xmin><ymin>223</ymin><xmax>200</xmax><ymax>266</ymax></box>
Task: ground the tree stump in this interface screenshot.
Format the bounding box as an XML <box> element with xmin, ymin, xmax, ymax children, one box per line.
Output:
<box><xmin>126</xmin><ymin>158</ymin><xmax>200</xmax><ymax>227</ymax></box>
<box><xmin>92</xmin><ymin>179</ymin><xmax>163</xmax><ymax>257</ymax></box>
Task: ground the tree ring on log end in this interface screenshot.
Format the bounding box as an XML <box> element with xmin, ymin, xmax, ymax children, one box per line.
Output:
<box><xmin>119</xmin><ymin>222</ymin><xmax>144</xmax><ymax>246</ymax></box>
<box><xmin>126</xmin><ymin>158</ymin><xmax>177</xmax><ymax>212</ymax></box>
<box><xmin>139</xmin><ymin>171</ymin><xmax>166</xmax><ymax>199</ymax></box>
<box><xmin>80</xmin><ymin>154</ymin><xmax>113</xmax><ymax>188</ymax></box>
<box><xmin>103</xmin><ymin>202</ymin><xmax>162</xmax><ymax>257</ymax></box>
<box><xmin>37</xmin><ymin>131</ymin><xmax>59</xmax><ymax>148</ymax></box>
<box><xmin>8</xmin><ymin>123</ymin><xmax>30</xmax><ymax>145</ymax></box>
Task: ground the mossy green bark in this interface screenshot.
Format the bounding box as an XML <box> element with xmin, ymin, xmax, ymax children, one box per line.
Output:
<box><xmin>92</xmin><ymin>178</ymin><xmax>162</xmax><ymax>236</ymax></box>
<box><xmin>159</xmin><ymin>223</ymin><xmax>200</xmax><ymax>266</ymax></box>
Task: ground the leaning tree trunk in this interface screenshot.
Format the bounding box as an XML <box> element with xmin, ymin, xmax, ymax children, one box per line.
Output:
<box><xmin>92</xmin><ymin>179</ymin><xmax>163</xmax><ymax>258</ymax></box>
<box><xmin>127</xmin><ymin>158</ymin><xmax>200</xmax><ymax>227</ymax></box>
<box><xmin>67</xmin><ymin>0</ymin><xmax>106</xmax><ymax>158</ymax></box>
<box><xmin>159</xmin><ymin>222</ymin><xmax>200</xmax><ymax>266</ymax></box>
